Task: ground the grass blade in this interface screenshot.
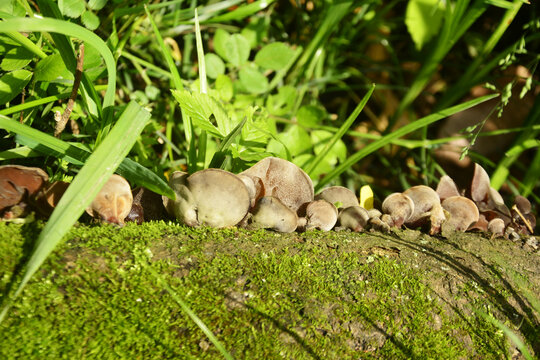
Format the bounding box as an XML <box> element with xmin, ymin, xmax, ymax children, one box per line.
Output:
<box><xmin>475</xmin><ymin>309</ymin><xmax>534</xmax><ymax>360</ymax></box>
<box><xmin>0</xmin><ymin>16</ymin><xmax>116</xmax><ymax>129</ymax></box>
<box><xmin>315</xmin><ymin>93</ymin><xmax>499</xmax><ymax>192</ymax></box>
<box><xmin>194</xmin><ymin>9</ymin><xmax>207</xmax><ymax>94</ymax></box>
<box><xmin>0</xmin><ymin>101</ymin><xmax>150</xmax><ymax>324</ymax></box>
<box><xmin>209</xmin><ymin>117</ymin><xmax>247</xmax><ymax>168</ymax></box>
<box><xmin>0</xmin><ymin>115</ymin><xmax>175</xmax><ymax>199</ymax></box>
<box><xmin>306</xmin><ymin>84</ymin><xmax>375</xmax><ymax>176</ymax></box>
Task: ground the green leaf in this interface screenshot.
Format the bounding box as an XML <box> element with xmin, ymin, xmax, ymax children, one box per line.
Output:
<box><xmin>34</xmin><ymin>53</ymin><xmax>74</xmax><ymax>83</ymax></box>
<box><xmin>266</xmin><ymin>85</ymin><xmax>296</xmax><ymax>116</ymax></box>
<box><xmin>214</xmin><ymin>74</ymin><xmax>233</xmax><ymax>102</ymax></box>
<box><xmin>255</xmin><ymin>42</ymin><xmax>296</xmax><ymax>71</ymax></box>
<box><xmin>296</xmin><ymin>105</ymin><xmax>326</xmax><ymax>127</ymax></box>
<box><xmin>172</xmin><ymin>90</ymin><xmax>223</xmax><ymax>137</ymax></box>
<box><xmin>239</xmin><ymin>66</ymin><xmax>268</xmax><ymax>94</ymax></box>
<box><xmin>224</xmin><ymin>34</ymin><xmax>250</xmax><ymax>67</ymax></box>
<box><xmin>267</xmin><ymin>125</ymin><xmax>311</xmax><ymax>158</ymax></box>
<box><xmin>0</xmin><ymin>45</ymin><xmax>34</xmax><ymax>71</ymax></box>
<box><xmin>213</xmin><ymin>28</ymin><xmax>230</xmax><ymax>62</ymax></box>
<box><xmin>88</xmin><ymin>0</ymin><xmax>107</xmax><ymax>10</ymax></box>
<box><xmin>81</xmin><ymin>10</ymin><xmax>100</xmax><ymax>31</ymax></box>
<box><xmin>205</xmin><ymin>53</ymin><xmax>225</xmax><ymax>79</ymax></box>
<box><xmin>405</xmin><ymin>0</ymin><xmax>445</xmax><ymax>50</ymax></box>
<box><xmin>0</xmin><ymin>69</ymin><xmax>32</xmax><ymax>104</ymax></box>
<box><xmin>0</xmin><ymin>101</ymin><xmax>151</xmax><ymax>324</ymax></box>
<box><xmin>0</xmin><ymin>0</ymin><xmax>26</xmax><ymax>16</ymax></box>
<box><xmin>61</xmin><ymin>0</ymin><xmax>86</xmax><ymax>18</ymax></box>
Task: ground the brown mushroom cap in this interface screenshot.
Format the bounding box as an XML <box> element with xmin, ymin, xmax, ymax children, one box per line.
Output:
<box><xmin>249</xmin><ymin>196</ymin><xmax>298</xmax><ymax>233</ymax></box>
<box><xmin>303</xmin><ymin>200</ymin><xmax>338</xmax><ymax>231</ymax></box>
<box><xmin>314</xmin><ymin>186</ymin><xmax>359</xmax><ymax>209</ymax></box>
<box><xmin>436</xmin><ymin>175</ymin><xmax>461</xmax><ymax>201</ymax></box>
<box><xmin>0</xmin><ymin>165</ymin><xmax>49</xmax><ymax>212</ymax></box>
<box><xmin>470</xmin><ymin>163</ymin><xmax>511</xmax><ymax>219</ymax></box>
<box><xmin>381</xmin><ymin>193</ymin><xmax>414</xmax><ymax>228</ymax></box>
<box><xmin>403</xmin><ymin>185</ymin><xmax>445</xmax><ymax>235</ymax></box>
<box><xmin>441</xmin><ymin>196</ymin><xmax>479</xmax><ymax>232</ymax></box>
<box><xmin>86</xmin><ymin>174</ymin><xmax>133</xmax><ymax>225</ymax></box>
<box><xmin>240</xmin><ymin>157</ymin><xmax>314</xmax><ymax>213</ymax></box>
<box><xmin>186</xmin><ymin>169</ymin><xmax>251</xmax><ymax>228</ymax></box>
<box><xmin>338</xmin><ymin>205</ymin><xmax>370</xmax><ymax>232</ymax></box>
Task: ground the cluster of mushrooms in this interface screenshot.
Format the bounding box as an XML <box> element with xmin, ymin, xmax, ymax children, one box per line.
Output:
<box><xmin>0</xmin><ymin>157</ymin><xmax>536</xmax><ymax>239</ymax></box>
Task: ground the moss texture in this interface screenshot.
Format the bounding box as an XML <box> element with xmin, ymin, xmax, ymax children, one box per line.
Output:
<box><xmin>0</xmin><ymin>221</ymin><xmax>538</xmax><ymax>359</ymax></box>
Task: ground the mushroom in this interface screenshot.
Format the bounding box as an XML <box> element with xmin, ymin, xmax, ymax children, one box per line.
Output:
<box><xmin>248</xmin><ymin>196</ymin><xmax>297</xmax><ymax>233</ymax></box>
<box><xmin>337</xmin><ymin>205</ymin><xmax>370</xmax><ymax>232</ymax></box>
<box><xmin>128</xmin><ymin>187</ymin><xmax>168</xmax><ymax>223</ymax></box>
<box><xmin>240</xmin><ymin>157</ymin><xmax>313</xmax><ymax>213</ymax></box>
<box><xmin>0</xmin><ymin>165</ymin><xmax>49</xmax><ymax>215</ymax></box>
<box><xmin>237</xmin><ymin>173</ymin><xmax>263</xmax><ymax>208</ymax></box>
<box><xmin>299</xmin><ymin>200</ymin><xmax>338</xmax><ymax>231</ymax></box>
<box><xmin>470</xmin><ymin>163</ymin><xmax>511</xmax><ymax>223</ymax></box>
<box><xmin>35</xmin><ymin>181</ymin><xmax>70</xmax><ymax>217</ymax></box>
<box><xmin>168</xmin><ymin>169</ymin><xmax>251</xmax><ymax>228</ymax></box>
<box><xmin>436</xmin><ymin>175</ymin><xmax>461</xmax><ymax>201</ymax></box>
<box><xmin>315</xmin><ymin>186</ymin><xmax>359</xmax><ymax>209</ymax></box>
<box><xmin>441</xmin><ymin>196</ymin><xmax>479</xmax><ymax>232</ymax></box>
<box><xmin>381</xmin><ymin>193</ymin><xmax>414</xmax><ymax>228</ymax></box>
<box><xmin>163</xmin><ymin>171</ymin><xmax>198</xmax><ymax>226</ymax></box>
<box><xmin>86</xmin><ymin>174</ymin><xmax>133</xmax><ymax>225</ymax></box>
<box><xmin>488</xmin><ymin>218</ymin><xmax>505</xmax><ymax>238</ymax></box>
<box><xmin>403</xmin><ymin>185</ymin><xmax>445</xmax><ymax>235</ymax></box>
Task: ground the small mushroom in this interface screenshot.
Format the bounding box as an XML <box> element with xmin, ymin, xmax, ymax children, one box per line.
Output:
<box><xmin>248</xmin><ymin>196</ymin><xmax>297</xmax><ymax>233</ymax></box>
<box><xmin>315</xmin><ymin>186</ymin><xmax>359</xmax><ymax>209</ymax></box>
<box><xmin>170</xmin><ymin>169</ymin><xmax>251</xmax><ymax>228</ymax></box>
<box><xmin>381</xmin><ymin>193</ymin><xmax>415</xmax><ymax>228</ymax></box>
<box><xmin>441</xmin><ymin>196</ymin><xmax>479</xmax><ymax>232</ymax></box>
<box><xmin>470</xmin><ymin>163</ymin><xmax>511</xmax><ymax>223</ymax></box>
<box><xmin>403</xmin><ymin>185</ymin><xmax>445</xmax><ymax>235</ymax></box>
<box><xmin>301</xmin><ymin>200</ymin><xmax>338</xmax><ymax>231</ymax></box>
<box><xmin>337</xmin><ymin>205</ymin><xmax>370</xmax><ymax>232</ymax></box>
<box><xmin>436</xmin><ymin>175</ymin><xmax>461</xmax><ymax>201</ymax></box>
<box><xmin>488</xmin><ymin>218</ymin><xmax>505</xmax><ymax>238</ymax></box>
<box><xmin>240</xmin><ymin>157</ymin><xmax>314</xmax><ymax>213</ymax></box>
<box><xmin>86</xmin><ymin>174</ymin><xmax>133</xmax><ymax>225</ymax></box>
<box><xmin>237</xmin><ymin>174</ymin><xmax>263</xmax><ymax>209</ymax></box>
<box><xmin>0</xmin><ymin>165</ymin><xmax>49</xmax><ymax>214</ymax></box>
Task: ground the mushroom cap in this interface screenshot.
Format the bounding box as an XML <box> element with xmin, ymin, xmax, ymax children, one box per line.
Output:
<box><xmin>237</xmin><ymin>174</ymin><xmax>263</xmax><ymax>208</ymax></box>
<box><xmin>35</xmin><ymin>181</ymin><xmax>70</xmax><ymax>217</ymax></box>
<box><xmin>381</xmin><ymin>193</ymin><xmax>414</xmax><ymax>228</ymax></box>
<box><xmin>338</xmin><ymin>205</ymin><xmax>370</xmax><ymax>232</ymax></box>
<box><xmin>249</xmin><ymin>196</ymin><xmax>298</xmax><ymax>233</ymax></box>
<box><xmin>187</xmin><ymin>169</ymin><xmax>251</xmax><ymax>228</ymax></box>
<box><xmin>314</xmin><ymin>186</ymin><xmax>359</xmax><ymax>209</ymax></box>
<box><xmin>0</xmin><ymin>165</ymin><xmax>49</xmax><ymax>212</ymax></box>
<box><xmin>441</xmin><ymin>196</ymin><xmax>479</xmax><ymax>232</ymax></box>
<box><xmin>488</xmin><ymin>218</ymin><xmax>505</xmax><ymax>237</ymax></box>
<box><xmin>403</xmin><ymin>185</ymin><xmax>445</xmax><ymax>234</ymax></box>
<box><xmin>240</xmin><ymin>157</ymin><xmax>313</xmax><ymax>212</ymax></box>
<box><xmin>436</xmin><ymin>175</ymin><xmax>461</xmax><ymax>201</ymax></box>
<box><xmin>304</xmin><ymin>200</ymin><xmax>338</xmax><ymax>231</ymax></box>
<box><xmin>470</xmin><ymin>163</ymin><xmax>510</xmax><ymax>216</ymax></box>
<box><xmin>86</xmin><ymin>174</ymin><xmax>133</xmax><ymax>225</ymax></box>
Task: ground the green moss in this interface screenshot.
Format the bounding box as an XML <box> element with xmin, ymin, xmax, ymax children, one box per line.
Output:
<box><xmin>1</xmin><ymin>221</ymin><xmax>537</xmax><ymax>359</ymax></box>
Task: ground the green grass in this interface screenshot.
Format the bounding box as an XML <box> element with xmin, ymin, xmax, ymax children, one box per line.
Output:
<box><xmin>2</xmin><ymin>221</ymin><xmax>537</xmax><ymax>359</ymax></box>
